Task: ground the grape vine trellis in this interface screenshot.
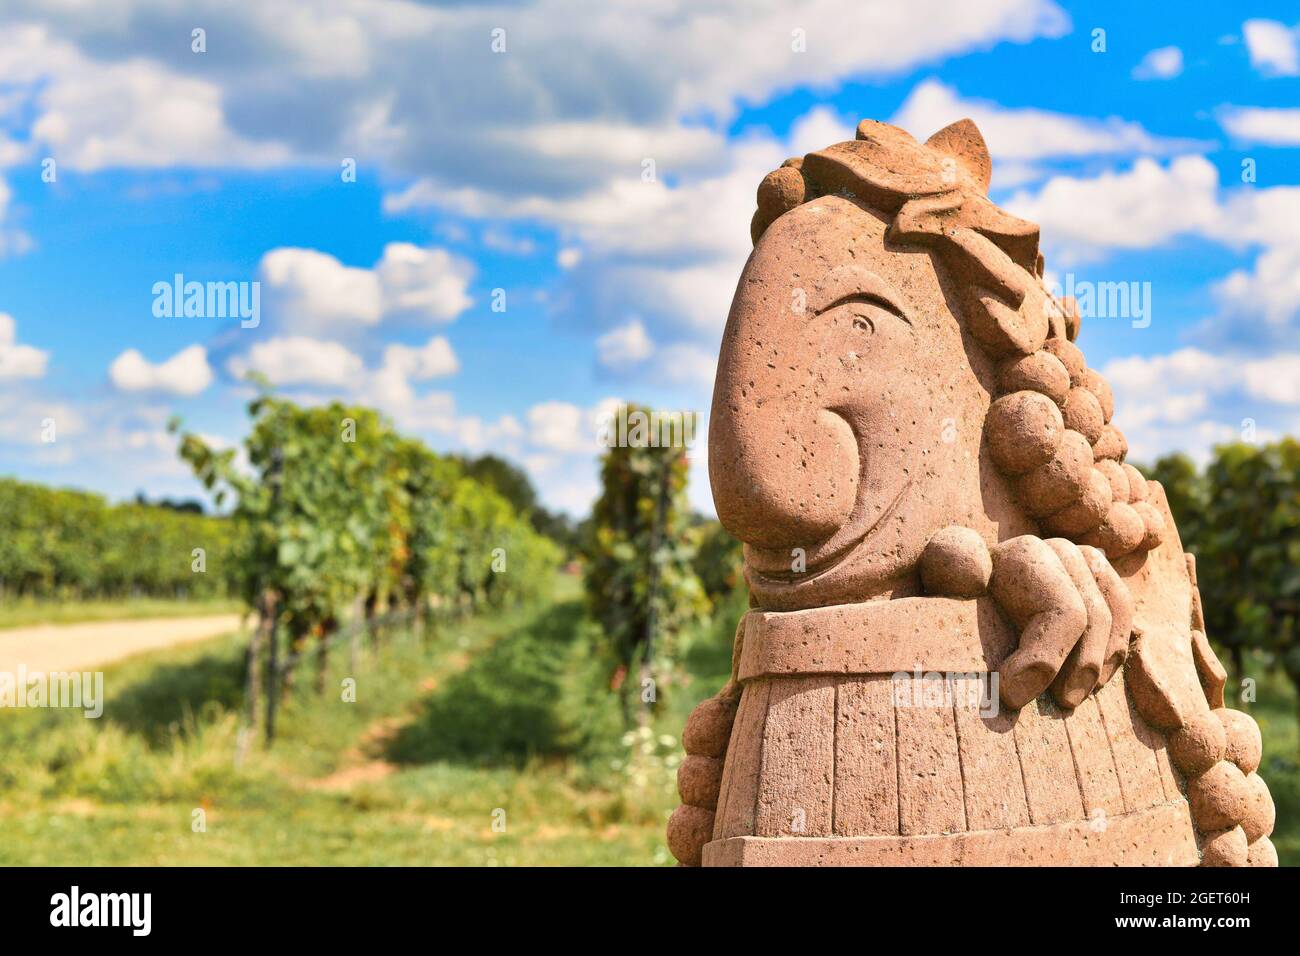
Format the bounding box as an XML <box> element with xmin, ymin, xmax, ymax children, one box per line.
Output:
<box><xmin>581</xmin><ymin>405</ymin><xmax>708</xmax><ymax>715</ymax></box>
<box><xmin>174</xmin><ymin>394</ymin><xmax>560</xmax><ymax>743</ymax></box>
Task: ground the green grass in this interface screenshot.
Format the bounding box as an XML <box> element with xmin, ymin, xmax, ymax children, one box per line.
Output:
<box><xmin>0</xmin><ymin>576</ymin><xmax>685</xmax><ymax>865</ymax></box>
<box><xmin>0</xmin><ymin>596</ymin><xmax>244</xmax><ymax>630</ymax></box>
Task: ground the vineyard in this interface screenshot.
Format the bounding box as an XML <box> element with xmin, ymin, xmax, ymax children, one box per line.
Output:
<box><xmin>0</xmin><ymin>397</ymin><xmax>743</xmax><ymax>865</ymax></box>
<box><xmin>0</xmin><ymin>479</ymin><xmax>238</xmax><ymax>601</ymax></box>
<box><xmin>168</xmin><ymin>394</ymin><xmax>561</xmax><ymax>737</ymax></box>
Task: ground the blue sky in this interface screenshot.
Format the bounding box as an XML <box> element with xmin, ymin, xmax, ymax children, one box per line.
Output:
<box><xmin>1</xmin><ymin>0</ymin><xmax>1298</xmax><ymax>515</ymax></box>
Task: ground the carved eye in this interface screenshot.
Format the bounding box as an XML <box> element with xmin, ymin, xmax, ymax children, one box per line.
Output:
<box><xmin>818</xmin><ymin>293</ymin><xmax>913</xmax><ymax>333</ymax></box>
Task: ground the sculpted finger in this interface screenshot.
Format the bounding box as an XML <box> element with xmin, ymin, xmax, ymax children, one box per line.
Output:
<box><xmin>1044</xmin><ymin>539</ymin><xmax>1110</xmax><ymax>709</ymax></box>
<box><xmin>1079</xmin><ymin>544</ymin><xmax>1133</xmax><ymax>685</ymax></box>
<box><xmin>990</xmin><ymin>536</ymin><xmax>1088</xmax><ymax>709</ymax></box>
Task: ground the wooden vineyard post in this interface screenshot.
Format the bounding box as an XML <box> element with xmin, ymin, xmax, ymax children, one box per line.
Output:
<box><xmin>639</xmin><ymin>451</ymin><xmax>672</xmax><ymax>725</ymax></box>
<box><xmin>264</xmin><ymin>446</ymin><xmax>284</xmax><ymax>746</ymax></box>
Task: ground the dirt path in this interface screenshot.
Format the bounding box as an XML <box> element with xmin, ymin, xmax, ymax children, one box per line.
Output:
<box><xmin>0</xmin><ymin>614</ymin><xmax>245</xmax><ymax>673</ymax></box>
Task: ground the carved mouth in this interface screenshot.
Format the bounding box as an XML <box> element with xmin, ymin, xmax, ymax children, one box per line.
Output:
<box><xmin>748</xmin><ymin>477</ymin><xmax>913</xmax><ymax>586</ymax></box>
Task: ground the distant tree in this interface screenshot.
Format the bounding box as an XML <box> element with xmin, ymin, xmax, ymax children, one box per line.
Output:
<box><xmin>530</xmin><ymin>509</ymin><xmax>579</xmax><ymax>551</ymax></box>
<box><xmin>134</xmin><ymin>491</ymin><xmax>205</xmax><ymax>514</ymax></box>
<box><xmin>454</xmin><ymin>453</ymin><xmax>578</xmax><ymax>552</ymax></box>
<box><xmin>1201</xmin><ymin>441</ymin><xmax>1300</xmax><ymax>715</ymax></box>
<box><xmin>1141</xmin><ymin>441</ymin><xmax>1300</xmax><ymax>720</ymax></box>
<box><xmin>1139</xmin><ymin>453</ymin><xmax>1206</xmax><ymax>549</ymax></box>
<box><xmin>581</xmin><ymin>405</ymin><xmax>708</xmax><ymax>707</ymax></box>
<box><xmin>453</xmin><ymin>454</ymin><xmax>538</xmax><ymax>514</ymax></box>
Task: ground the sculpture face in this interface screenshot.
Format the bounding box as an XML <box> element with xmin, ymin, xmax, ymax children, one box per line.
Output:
<box><xmin>708</xmin><ymin>116</ymin><xmax>1065</xmax><ymax>611</ymax></box>
<box><xmin>710</xmin><ymin>194</ymin><xmax>992</xmax><ymax>609</ymax></box>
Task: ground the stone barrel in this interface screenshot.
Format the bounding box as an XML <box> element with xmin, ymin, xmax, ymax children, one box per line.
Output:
<box><xmin>703</xmin><ymin>596</ymin><xmax>1199</xmax><ymax>866</ymax></box>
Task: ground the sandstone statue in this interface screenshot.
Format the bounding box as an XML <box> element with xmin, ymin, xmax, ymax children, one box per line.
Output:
<box><xmin>667</xmin><ymin>117</ymin><xmax>1277</xmax><ymax>867</ymax></box>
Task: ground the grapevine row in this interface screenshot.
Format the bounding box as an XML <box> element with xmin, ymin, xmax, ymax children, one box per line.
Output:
<box><xmin>0</xmin><ymin>479</ymin><xmax>236</xmax><ymax>600</ymax></box>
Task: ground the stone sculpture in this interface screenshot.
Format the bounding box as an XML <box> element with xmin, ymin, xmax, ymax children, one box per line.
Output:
<box><xmin>667</xmin><ymin>117</ymin><xmax>1277</xmax><ymax>867</ymax></box>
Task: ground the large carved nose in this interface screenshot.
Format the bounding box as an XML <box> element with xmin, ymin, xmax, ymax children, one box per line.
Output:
<box><xmin>708</xmin><ymin>290</ymin><xmax>859</xmax><ymax>552</ymax></box>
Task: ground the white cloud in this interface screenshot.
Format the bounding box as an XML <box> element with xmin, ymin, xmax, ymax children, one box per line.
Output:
<box><xmin>989</xmin><ymin>161</ymin><xmax>1047</xmax><ymax>190</ymax></box>
<box><xmin>598</xmin><ymin>326</ymin><xmax>717</xmax><ymax>389</ymax></box>
<box><xmin>1240</xmin><ymin>354</ymin><xmax>1300</xmax><ymax>405</ymax></box>
<box><xmin>0</xmin><ymin>136</ymin><xmax>30</xmax><ymax>167</ymax></box>
<box><xmin>656</xmin><ymin>343</ymin><xmax>718</xmax><ymax>388</ymax></box>
<box><xmin>1201</xmin><ymin>184</ymin><xmax>1300</xmax><ymax>347</ymax></box>
<box><xmin>891</xmin><ymin>79</ymin><xmax>1198</xmax><ymax>161</ymax></box>
<box><xmin>1132</xmin><ymin>46</ymin><xmax>1183</xmax><ymax>80</ymax></box>
<box><xmin>1212</xmin><ymin>243</ymin><xmax>1300</xmax><ymax>331</ymax></box>
<box><xmin>1105</xmin><ymin>347</ymin><xmax>1300</xmax><ymax>415</ymax></box>
<box><xmin>389</xmin><ymin>130</ymin><xmax>782</xmax><ymax>389</ymax></box>
<box><xmin>381</xmin><ymin>336</ymin><xmax>458</xmax><ymax>381</ymax></box>
<box><xmin>1006</xmin><ymin>156</ymin><xmax>1221</xmax><ymax>263</ymax></box>
<box><xmin>1007</xmin><ymin>157</ymin><xmax>1300</xmax><ymax>343</ymax></box>
<box><xmin>365</xmin><ymin>336</ymin><xmax>459</xmax><ymax>412</ymax></box>
<box><xmin>0</xmin><ymin>0</ymin><xmax>1061</xmax><ymax>435</ymax></box>
<box><xmin>390</xmin><ymin>136</ymin><xmax>778</xmax><ymax>264</ymax></box>
<box><xmin>258</xmin><ymin>243</ymin><xmax>473</xmax><ymax>335</ymax></box>
<box><xmin>512</xmin><ymin>119</ymin><xmax>725</xmax><ymax>171</ymax></box>
<box><xmin>596</xmin><ymin>320</ymin><xmax>654</xmax><ymax>369</ymax></box>
<box><xmin>441</xmin><ymin>410</ymin><xmax>525</xmax><ymax>451</ymax></box>
<box><xmin>224</xmin><ymin>332</ymin><xmax>464</xmax><ymax>438</ymax></box>
<box><xmin>526</xmin><ymin>401</ymin><xmax>592</xmax><ymax>455</ymax></box>
<box><xmin>109</xmin><ymin>344</ymin><xmax>212</xmax><ymax>396</ymax></box>
<box><xmin>786</xmin><ymin>106</ymin><xmax>855</xmax><ymax>156</ymax></box>
<box><xmin>1104</xmin><ymin>348</ymin><xmax>1229</xmax><ymax>401</ymax></box>
<box><xmin>1210</xmin><ymin>184</ymin><xmax>1300</xmax><ymax>248</ymax></box>
<box><xmin>1219</xmin><ymin>106</ymin><xmax>1300</xmax><ymax>145</ymax></box>
<box><xmin>258</xmin><ymin>248</ymin><xmax>382</xmax><ymax>333</ymax></box>
<box><xmin>410</xmin><ymin>133</ymin><xmax>788</xmax><ymax>377</ymax></box>
<box><xmin>523</xmin><ymin>397</ymin><xmax>629</xmax><ymax>456</ymax></box>
<box><xmin>1102</xmin><ymin>347</ymin><xmax>1297</xmax><ymax>464</ymax></box>
<box><xmin>535</xmin><ymin>470</ymin><xmax>601</xmax><ymax>517</ymax></box>
<box><xmin>0</xmin><ymin>313</ymin><xmax>48</xmax><ymax>380</ymax></box>
<box><xmin>0</xmin><ymin>24</ymin><xmax>292</xmax><ymax>172</ymax></box>
<box><xmin>375</xmin><ymin>243</ymin><xmax>474</xmax><ymax>323</ymax></box>
<box><xmin>1242</xmin><ymin>19</ymin><xmax>1300</xmax><ymax>76</ymax></box>
<box><xmin>0</xmin><ymin>390</ymin><xmax>82</xmax><ymax>446</ymax></box>
<box><xmin>0</xmin><ymin>385</ymin><xmax>228</xmax><ymax>496</ymax></box>
<box><xmin>226</xmin><ymin>337</ymin><xmax>364</xmax><ymax>388</ymax></box>
<box><xmin>502</xmin><ymin>397</ymin><xmax>635</xmax><ymax>515</ymax></box>
<box><xmin>480</xmin><ymin>228</ymin><xmax>536</xmax><ymax>256</ymax></box>
<box><xmin>0</xmin><ymin>0</ymin><xmax>1069</xmax><ymax>204</ymax></box>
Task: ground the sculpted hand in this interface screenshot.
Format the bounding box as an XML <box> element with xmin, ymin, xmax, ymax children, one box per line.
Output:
<box><xmin>920</xmin><ymin>528</ymin><xmax>1133</xmax><ymax>711</ymax></box>
<box><xmin>988</xmin><ymin>535</ymin><xmax>1133</xmax><ymax>710</ymax></box>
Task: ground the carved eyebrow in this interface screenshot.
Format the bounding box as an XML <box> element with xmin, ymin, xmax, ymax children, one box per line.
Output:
<box><xmin>810</xmin><ymin>265</ymin><xmax>914</xmax><ymax>325</ymax></box>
